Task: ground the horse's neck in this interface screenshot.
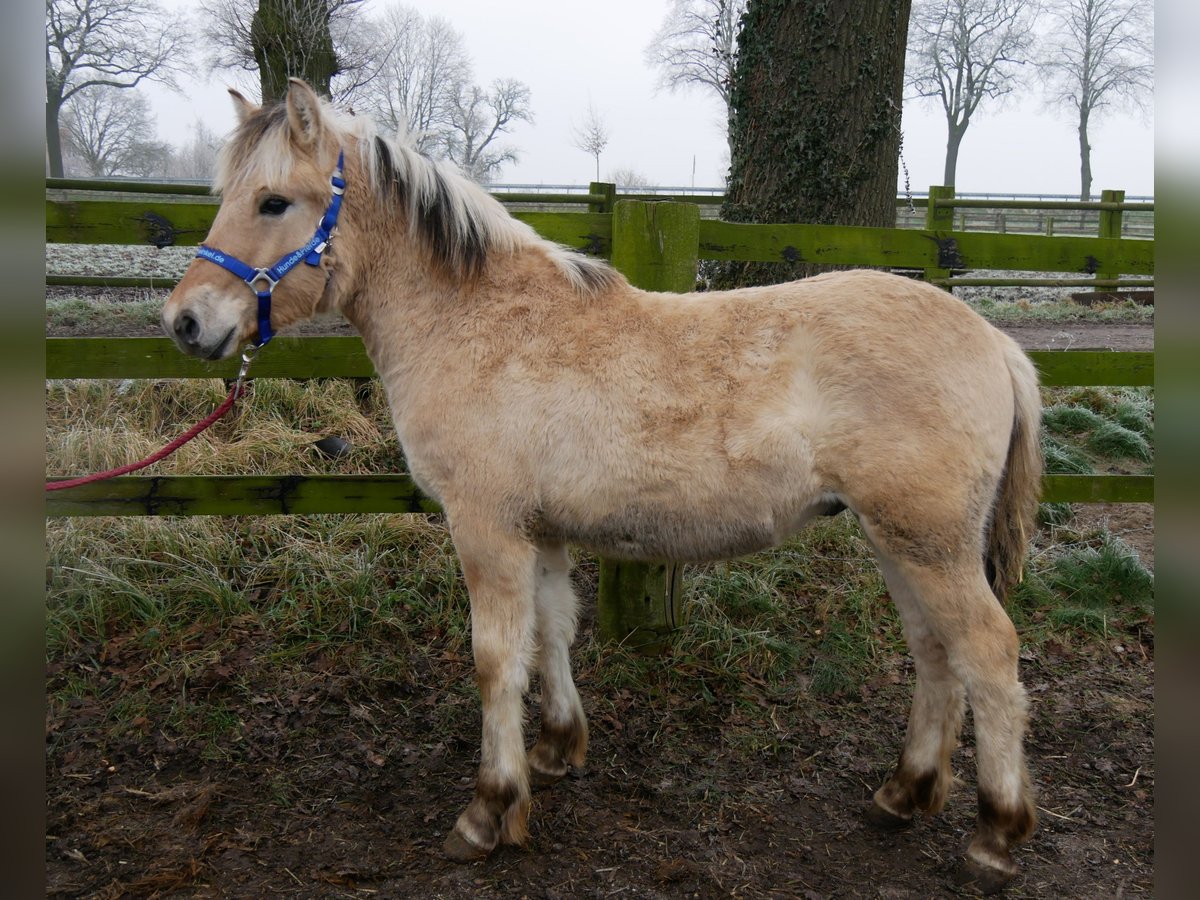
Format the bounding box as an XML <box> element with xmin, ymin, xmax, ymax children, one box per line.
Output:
<box><xmin>343</xmin><ymin>274</ymin><xmax>443</xmax><ymax>379</ymax></box>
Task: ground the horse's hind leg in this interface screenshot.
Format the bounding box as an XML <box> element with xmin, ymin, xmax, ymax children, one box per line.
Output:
<box><xmin>871</xmin><ymin>549</ymin><xmax>1036</xmax><ymax>893</ymax></box>
<box><xmin>527</xmin><ymin>543</ymin><xmax>588</xmax><ymax>787</ymax></box>
<box><xmin>867</xmin><ymin>555</ymin><xmax>965</xmax><ymax>828</ymax></box>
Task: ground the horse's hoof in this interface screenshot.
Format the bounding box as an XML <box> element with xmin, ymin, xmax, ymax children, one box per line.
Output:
<box><xmin>529</xmin><ymin>766</ymin><xmax>565</xmax><ymax>790</ymax></box>
<box><xmin>442</xmin><ymin>827</ymin><xmax>492</xmax><ymax>863</ymax></box>
<box><xmin>954</xmin><ymin>856</ymin><xmax>1017</xmax><ymax>895</ymax></box>
<box><xmin>863</xmin><ymin>799</ymin><xmax>913</xmax><ymax>831</ymax></box>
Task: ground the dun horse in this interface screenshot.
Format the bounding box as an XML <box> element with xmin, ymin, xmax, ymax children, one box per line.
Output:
<box><xmin>162</xmin><ymin>80</ymin><xmax>1042</xmax><ymax>892</ymax></box>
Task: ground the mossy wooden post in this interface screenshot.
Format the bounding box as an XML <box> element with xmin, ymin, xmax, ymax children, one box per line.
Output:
<box><xmin>924</xmin><ymin>185</ymin><xmax>955</xmax><ymax>286</ymax></box>
<box><xmin>1097</xmin><ymin>189</ymin><xmax>1124</xmax><ymax>291</ymax></box>
<box><xmin>589</xmin><ymin>181</ymin><xmax>617</xmax><ymax>213</ymax></box>
<box><xmin>597</xmin><ymin>200</ymin><xmax>700</xmax><ymax>651</ymax></box>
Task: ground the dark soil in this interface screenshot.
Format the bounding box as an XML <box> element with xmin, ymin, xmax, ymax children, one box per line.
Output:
<box><xmin>44</xmin><ymin>606</ymin><xmax>1154</xmax><ymax>899</ymax></box>
<box><xmin>994</xmin><ymin>322</ymin><xmax>1152</xmax><ymax>352</ymax></box>
<box><xmin>46</xmin><ymin>302</ymin><xmax>1154</xmax><ymax>898</ymax></box>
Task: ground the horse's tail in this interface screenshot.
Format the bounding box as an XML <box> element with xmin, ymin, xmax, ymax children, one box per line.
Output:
<box><xmin>986</xmin><ymin>339</ymin><xmax>1043</xmax><ymax>602</ymax></box>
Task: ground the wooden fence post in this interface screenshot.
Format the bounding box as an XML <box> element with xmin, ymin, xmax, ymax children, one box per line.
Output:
<box><xmin>597</xmin><ymin>200</ymin><xmax>700</xmax><ymax>651</ymax></box>
<box><xmin>924</xmin><ymin>185</ymin><xmax>955</xmax><ymax>286</ymax></box>
<box><xmin>1097</xmin><ymin>189</ymin><xmax>1124</xmax><ymax>291</ymax></box>
<box><xmin>589</xmin><ymin>181</ymin><xmax>616</xmax><ymax>213</ymax></box>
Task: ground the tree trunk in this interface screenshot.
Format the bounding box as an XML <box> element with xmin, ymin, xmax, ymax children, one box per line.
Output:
<box><xmin>46</xmin><ymin>96</ymin><xmax>65</xmax><ymax>178</ymax></box>
<box><xmin>943</xmin><ymin>123</ymin><xmax>965</xmax><ymax>188</ymax></box>
<box><xmin>251</xmin><ymin>0</ymin><xmax>338</xmax><ymax>102</ymax></box>
<box><xmin>1078</xmin><ymin>111</ymin><xmax>1092</xmax><ymax>202</ymax></box>
<box><xmin>715</xmin><ymin>0</ymin><xmax>913</xmax><ymax>287</ymax></box>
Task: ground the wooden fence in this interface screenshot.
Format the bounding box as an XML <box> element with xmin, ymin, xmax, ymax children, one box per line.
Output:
<box><xmin>45</xmin><ymin>180</ymin><xmax>1154</xmax><ymax>646</ymax></box>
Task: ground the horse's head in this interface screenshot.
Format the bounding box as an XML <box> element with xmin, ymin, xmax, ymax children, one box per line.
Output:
<box><xmin>162</xmin><ymin>79</ymin><xmax>347</xmax><ymax>359</ymax></box>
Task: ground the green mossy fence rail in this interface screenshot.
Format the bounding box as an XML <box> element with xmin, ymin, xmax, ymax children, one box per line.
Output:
<box><xmin>45</xmin><ymin>181</ymin><xmax>1154</xmax><ymax>646</ymax></box>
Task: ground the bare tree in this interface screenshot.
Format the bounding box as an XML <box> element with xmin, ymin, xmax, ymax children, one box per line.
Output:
<box><xmin>570</xmin><ymin>103</ymin><xmax>610</xmax><ymax>182</ymax></box>
<box><xmin>1039</xmin><ymin>0</ymin><xmax>1152</xmax><ymax>200</ymax></box>
<box><xmin>199</xmin><ymin>0</ymin><xmax>375</xmax><ymax>101</ymax></box>
<box><xmin>45</xmin><ymin>0</ymin><xmax>189</xmax><ymax>176</ymax></box>
<box><xmin>906</xmin><ymin>0</ymin><xmax>1041</xmax><ymax>186</ymax></box>
<box><xmin>445</xmin><ymin>78</ymin><xmax>533</xmax><ymax>183</ymax></box>
<box><xmin>166</xmin><ymin>121</ymin><xmax>224</xmax><ymax>180</ymax></box>
<box><xmin>353</xmin><ymin>6</ymin><xmax>471</xmax><ymax>152</ymax></box>
<box><xmin>644</xmin><ymin>0</ymin><xmax>746</xmax><ymax>150</ymax></box>
<box><xmin>608</xmin><ymin>166</ymin><xmax>651</xmax><ymax>189</ymax></box>
<box><xmin>200</xmin><ymin>2</ymin><xmax>532</xmax><ymax>179</ymax></box>
<box><xmin>61</xmin><ymin>85</ymin><xmax>171</xmax><ymax>176</ymax></box>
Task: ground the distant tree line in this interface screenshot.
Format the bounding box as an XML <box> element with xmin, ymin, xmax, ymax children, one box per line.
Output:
<box><xmin>46</xmin><ymin>0</ymin><xmax>534</xmax><ymax>183</ymax></box>
<box><xmin>46</xmin><ymin>0</ymin><xmax>1152</xmax><ymax>203</ymax></box>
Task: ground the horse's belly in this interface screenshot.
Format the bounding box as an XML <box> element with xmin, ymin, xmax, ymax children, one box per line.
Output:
<box><xmin>535</xmin><ymin>508</ymin><xmax>775</xmax><ymax>562</ymax></box>
<box><xmin>532</xmin><ymin>486</ymin><xmax>837</xmax><ymax>562</ymax></box>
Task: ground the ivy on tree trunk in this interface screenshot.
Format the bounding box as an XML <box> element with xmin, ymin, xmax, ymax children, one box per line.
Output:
<box><xmin>714</xmin><ymin>0</ymin><xmax>913</xmax><ymax>287</ymax></box>
<box><xmin>251</xmin><ymin>0</ymin><xmax>338</xmax><ymax>102</ymax></box>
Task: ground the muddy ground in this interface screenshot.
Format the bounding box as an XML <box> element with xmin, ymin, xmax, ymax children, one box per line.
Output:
<box><xmin>43</xmin><ymin>595</ymin><xmax>1154</xmax><ymax>899</ymax></box>
<box><xmin>46</xmin><ymin>311</ymin><xmax>1154</xmax><ymax>898</ymax></box>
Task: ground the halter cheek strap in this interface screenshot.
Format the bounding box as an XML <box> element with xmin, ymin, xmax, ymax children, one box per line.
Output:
<box><xmin>195</xmin><ymin>151</ymin><xmax>346</xmax><ymax>348</ymax></box>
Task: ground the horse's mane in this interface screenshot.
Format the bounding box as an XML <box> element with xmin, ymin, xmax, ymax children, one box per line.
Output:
<box><xmin>215</xmin><ymin>99</ymin><xmax>618</xmax><ymax>296</ymax></box>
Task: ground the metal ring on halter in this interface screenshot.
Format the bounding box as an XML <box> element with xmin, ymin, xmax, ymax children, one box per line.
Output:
<box><xmin>249</xmin><ymin>268</ymin><xmax>282</xmax><ymax>296</ymax></box>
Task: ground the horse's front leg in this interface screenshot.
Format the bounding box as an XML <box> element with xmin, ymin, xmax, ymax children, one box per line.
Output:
<box><xmin>442</xmin><ymin>517</ymin><xmax>538</xmax><ymax>862</ymax></box>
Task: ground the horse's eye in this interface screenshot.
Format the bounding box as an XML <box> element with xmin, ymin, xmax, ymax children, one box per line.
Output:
<box><xmin>259</xmin><ymin>196</ymin><xmax>290</xmax><ymax>216</ymax></box>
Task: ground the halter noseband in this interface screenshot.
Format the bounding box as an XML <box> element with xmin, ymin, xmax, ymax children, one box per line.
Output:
<box><xmin>195</xmin><ymin>151</ymin><xmax>346</xmax><ymax>348</ymax></box>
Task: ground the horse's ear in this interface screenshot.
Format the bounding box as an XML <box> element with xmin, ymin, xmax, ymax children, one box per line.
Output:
<box><xmin>228</xmin><ymin>89</ymin><xmax>256</xmax><ymax>125</ymax></box>
<box><xmin>285</xmin><ymin>78</ymin><xmax>325</xmax><ymax>150</ymax></box>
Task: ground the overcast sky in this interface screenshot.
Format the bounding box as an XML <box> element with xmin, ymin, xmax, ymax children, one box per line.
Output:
<box><xmin>142</xmin><ymin>0</ymin><xmax>1154</xmax><ymax>196</ymax></box>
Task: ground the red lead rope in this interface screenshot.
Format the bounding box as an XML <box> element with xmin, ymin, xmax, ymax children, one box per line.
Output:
<box><xmin>46</xmin><ymin>345</ymin><xmax>259</xmax><ymax>493</ymax></box>
<box><xmin>46</xmin><ymin>384</ymin><xmax>242</xmax><ymax>492</ymax></box>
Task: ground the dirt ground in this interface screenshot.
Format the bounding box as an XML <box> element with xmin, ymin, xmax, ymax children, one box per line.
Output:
<box><xmin>994</xmin><ymin>321</ymin><xmax>1152</xmax><ymax>352</ymax></box>
<box><xmin>43</xmin><ymin>604</ymin><xmax>1154</xmax><ymax>900</ymax></box>
<box><xmin>46</xmin><ymin>312</ymin><xmax>1154</xmax><ymax>898</ymax></box>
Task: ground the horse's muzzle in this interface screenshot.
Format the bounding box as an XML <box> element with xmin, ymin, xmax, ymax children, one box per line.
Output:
<box><xmin>161</xmin><ymin>302</ymin><xmax>239</xmax><ymax>360</ymax></box>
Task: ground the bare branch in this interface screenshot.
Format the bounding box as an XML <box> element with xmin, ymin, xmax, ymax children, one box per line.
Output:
<box><xmin>644</xmin><ymin>0</ymin><xmax>746</xmax><ymax>147</ymax></box>
<box><xmin>1037</xmin><ymin>0</ymin><xmax>1153</xmax><ymax>198</ymax></box>
<box><xmin>46</xmin><ymin>0</ymin><xmax>191</xmax><ymax>174</ymax></box>
<box><xmin>61</xmin><ymin>85</ymin><xmax>171</xmax><ymax>176</ymax></box>
<box><xmin>570</xmin><ymin>103</ymin><xmax>610</xmax><ymax>182</ymax></box>
<box><xmin>197</xmin><ymin>0</ymin><xmax>371</xmax><ymax>101</ymax></box>
<box><xmin>906</xmin><ymin>0</ymin><xmax>1041</xmax><ymax>185</ymax></box>
<box><xmin>47</xmin><ymin>0</ymin><xmax>190</xmax><ymax>101</ymax></box>
<box><xmin>444</xmin><ymin>78</ymin><xmax>533</xmax><ymax>182</ymax></box>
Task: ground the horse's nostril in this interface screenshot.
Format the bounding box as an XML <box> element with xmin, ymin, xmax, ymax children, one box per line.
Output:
<box><xmin>176</xmin><ymin>311</ymin><xmax>201</xmax><ymax>345</ymax></box>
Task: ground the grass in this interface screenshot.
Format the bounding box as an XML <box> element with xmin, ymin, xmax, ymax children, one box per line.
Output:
<box><xmin>1010</xmin><ymin>532</ymin><xmax>1154</xmax><ymax>641</ymax></box>
<box><xmin>963</xmin><ymin>295</ymin><xmax>1153</xmax><ymax>323</ymax></box>
<box><xmin>46</xmin><ymin>377</ymin><xmax>403</xmax><ymax>478</ymax></box>
<box><xmin>1040</xmin><ymin>387</ymin><xmax>1154</xmax><ymax>478</ymax></box>
<box><xmin>47</xmin><ymin>293</ymin><xmax>166</xmax><ymax>334</ymax></box>
<box><xmin>47</xmin><ymin>499</ymin><xmax>1154</xmax><ymax>762</ymax></box>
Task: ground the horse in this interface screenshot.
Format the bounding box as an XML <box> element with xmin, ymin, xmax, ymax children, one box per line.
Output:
<box><xmin>161</xmin><ymin>79</ymin><xmax>1042</xmax><ymax>893</ymax></box>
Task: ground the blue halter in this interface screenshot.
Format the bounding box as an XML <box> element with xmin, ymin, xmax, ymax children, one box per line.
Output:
<box><xmin>195</xmin><ymin>151</ymin><xmax>346</xmax><ymax>348</ymax></box>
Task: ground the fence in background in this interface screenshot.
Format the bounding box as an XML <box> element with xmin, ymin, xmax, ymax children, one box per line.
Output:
<box><xmin>45</xmin><ymin>179</ymin><xmax>1155</xmax><ymax>646</ymax></box>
